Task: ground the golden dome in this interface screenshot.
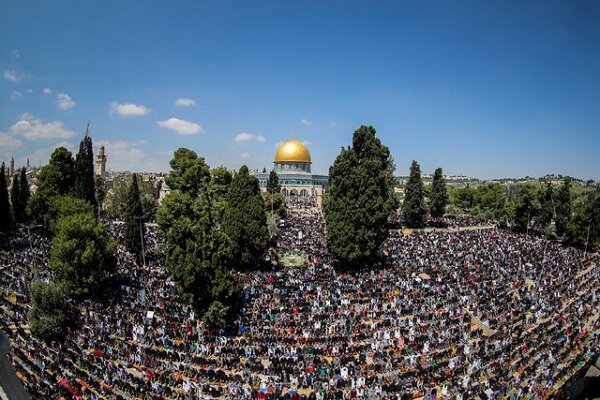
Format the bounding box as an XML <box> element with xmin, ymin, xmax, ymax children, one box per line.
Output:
<box><xmin>274</xmin><ymin>139</ymin><xmax>311</xmax><ymax>163</ymax></box>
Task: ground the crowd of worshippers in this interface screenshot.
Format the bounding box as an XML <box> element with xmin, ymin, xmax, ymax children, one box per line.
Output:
<box><xmin>388</xmin><ymin>212</ymin><xmax>495</xmax><ymax>230</ymax></box>
<box><xmin>1</xmin><ymin>204</ymin><xmax>598</xmax><ymax>400</ymax></box>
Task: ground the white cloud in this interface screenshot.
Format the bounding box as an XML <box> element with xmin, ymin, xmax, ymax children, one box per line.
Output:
<box><xmin>235</xmin><ymin>132</ymin><xmax>266</xmax><ymax>142</ymax></box>
<box><xmin>175</xmin><ymin>97</ymin><xmax>196</xmax><ymax>107</ymax></box>
<box><xmin>240</xmin><ymin>152</ymin><xmax>251</xmax><ymax>159</ymax></box>
<box><xmin>157</xmin><ymin>118</ymin><xmax>203</xmax><ymax>135</ymax></box>
<box><xmin>303</xmin><ymin>140</ymin><xmax>312</xmax><ymax>145</ymax></box>
<box><xmin>3</xmin><ymin>70</ymin><xmax>21</xmax><ymax>82</ymax></box>
<box><xmin>0</xmin><ymin>132</ymin><xmax>22</xmax><ymax>161</ymax></box>
<box><xmin>10</xmin><ymin>91</ymin><xmax>22</xmax><ymax>100</ymax></box>
<box><xmin>57</xmin><ymin>93</ymin><xmax>76</xmax><ymax>110</ymax></box>
<box><xmin>109</xmin><ymin>102</ymin><xmax>152</xmax><ymax>117</ymax></box>
<box><xmin>12</xmin><ymin>49</ymin><xmax>20</xmax><ymax>59</ymax></box>
<box><xmin>301</xmin><ymin>118</ymin><xmax>312</xmax><ymax>127</ymax></box>
<box><xmin>43</xmin><ymin>87</ymin><xmax>52</xmax><ymax>94</ymax></box>
<box><xmin>9</xmin><ymin>113</ymin><xmax>76</xmax><ymax>140</ymax></box>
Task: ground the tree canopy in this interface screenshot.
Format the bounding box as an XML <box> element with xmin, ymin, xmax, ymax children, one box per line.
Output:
<box><xmin>28</xmin><ymin>280</ymin><xmax>71</xmax><ymax>341</ymax></box>
<box><xmin>74</xmin><ymin>134</ymin><xmax>97</xmax><ymax>211</ymax></box>
<box><xmin>429</xmin><ymin>167</ymin><xmax>448</xmax><ymax>219</ymax></box>
<box><xmin>402</xmin><ymin>160</ymin><xmax>427</xmax><ymax>228</ymax></box>
<box><xmin>124</xmin><ymin>174</ymin><xmax>145</xmax><ymax>264</ymax></box>
<box><xmin>27</xmin><ymin>147</ymin><xmax>76</xmax><ymax>227</ymax></box>
<box><xmin>0</xmin><ymin>163</ymin><xmax>12</xmax><ymax>234</ymax></box>
<box><xmin>323</xmin><ymin>125</ymin><xmax>398</xmax><ymax>268</ymax></box>
<box><xmin>266</xmin><ymin>170</ymin><xmax>281</xmax><ymax>194</ymax></box>
<box><xmin>157</xmin><ymin>150</ymin><xmax>246</xmax><ymax>327</ymax></box>
<box><xmin>50</xmin><ymin>212</ymin><xmax>116</xmax><ymax>297</ymax></box>
<box><xmin>221</xmin><ymin>165</ymin><xmax>269</xmax><ymax>269</ymax></box>
<box><xmin>164</xmin><ymin>148</ymin><xmax>211</xmax><ymax>197</ymax></box>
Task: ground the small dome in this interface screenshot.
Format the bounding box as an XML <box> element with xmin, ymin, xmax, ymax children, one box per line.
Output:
<box><xmin>274</xmin><ymin>140</ymin><xmax>311</xmax><ymax>163</ymax></box>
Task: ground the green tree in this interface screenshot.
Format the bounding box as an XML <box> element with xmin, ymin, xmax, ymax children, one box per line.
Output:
<box><xmin>44</xmin><ymin>147</ymin><xmax>76</xmax><ymax>195</ymax></box>
<box><xmin>50</xmin><ymin>212</ymin><xmax>116</xmax><ymax>297</ymax></box>
<box><xmin>264</xmin><ymin>191</ymin><xmax>285</xmax><ymax>219</ymax></box>
<box><xmin>567</xmin><ymin>187</ymin><xmax>600</xmax><ymax>249</ymax></box>
<box><xmin>102</xmin><ymin>174</ymin><xmax>157</xmax><ymax>220</ymax></box>
<box><xmin>124</xmin><ymin>174</ymin><xmax>145</xmax><ymax>264</ymax></box>
<box><xmin>47</xmin><ymin>196</ymin><xmax>94</xmax><ymax>235</ymax></box>
<box><xmin>221</xmin><ymin>165</ymin><xmax>269</xmax><ymax>269</ymax></box>
<box><xmin>210</xmin><ymin>166</ymin><xmax>233</xmax><ymax>223</ymax></box>
<box><xmin>402</xmin><ymin>160</ymin><xmax>427</xmax><ymax>228</ymax></box>
<box><xmin>158</xmin><ymin>191</ymin><xmax>235</xmax><ymax>311</ymax></box>
<box><xmin>10</xmin><ymin>172</ymin><xmax>21</xmax><ymax>223</ymax></box>
<box><xmin>554</xmin><ymin>177</ymin><xmax>572</xmax><ymax>237</ymax></box>
<box><xmin>451</xmin><ymin>185</ymin><xmax>475</xmax><ymax>212</ymax></box>
<box><xmin>323</xmin><ymin>125</ymin><xmax>398</xmax><ymax>267</ymax></box>
<box><xmin>165</xmin><ymin>148</ymin><xmax>211</xmax><ymax>197</ymax></box>
<box><xmin>28</xmin><ymin>280</ymin><xmax>71</xmax><ymax>341</ymax></box>
<box><xmin>266</xmin><ymin>170</ymin><xmax>281</xmax><ymax>194</ymax></box>
<box><xmin>513</xmin><ymin>185</ymin><xmax>539</xmax><ymax>233</ymax></box>
<box><xmin>538</xmin><ymin>180</ymin><xmax>554</xmax><ymax>231</ymax></box>
<box><xmin>211</xmin><ymin>166</ymin><xmax>233</xmax><ymax>196</ymax></box>
<box><xmin>203</xmin><ymin>300</ymin><xmax>229</xmax><ymax>329</ymax></box>
<box><xmin>429</xmin><ymin>167</ymin><xmax>448</xmax><ymax>219</ymax></box>
<box><xmin>0</xmin><ymin>163</ymin><xmax>12</xmax><ymax>234</ymax></box>
<box><xmin>158</xmin><ymin>150</ymin><xmax>243</xmax><ymax>322</ymax></box>
<box><xmin>18</xmin><ymin>168</ymin><xmax>30</xmax><ymax>222</ymax></box>
<box><xmin>27</xmin><ymin>147</ymin><xmax>75</xmax><ymax>226</ymax></box>
<box><xmin>73</xmin><ymin>134</ymin><xmax>97</xmax><ymax>211</ymax></box>
<box><xmin>472</xmin><ymin>183</ymin><xmax>506</xmax><ymax>220</ymax></box>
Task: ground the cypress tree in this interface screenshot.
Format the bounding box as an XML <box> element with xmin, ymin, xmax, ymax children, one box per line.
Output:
<box><xmin>429</xmin><ymin>167</ymin><xmax>448</xmax><ymax>219</ymax></box>
<box><xmin>323</xmin><ymin>125</ymin><xmax>398</xmax><ymax>268</ymax></box>
<box><xmin>0</xmin><ymin>163</ymin><xmax>12</xmax><ymax>233</ymax></box>
<box><xmin>221</xmin><ymin>165</ymin><xmax>268</xmax><ymax>269</ymax></box>
<box><xmin>266</xmin><ymin>170</ymin><xmax>281</xmax><ymax>194</ymax></box>
<box><xmin>74</xmin><ymin>134</ymin><xmax>97</xmax><ymax>210</ymax></box>
<box><xmin>402</xmin><ymin>160</ymin><xmax>427</xmax><ymax>228</ymax></box>
<box><xmin>10</xmin><ymin>172</ymin><xmax>21</xmax><ymax>223</ymax></box>
<box><xmin>19</xmin><ymin>168</ymin><xmax>30</xmax><ymax>221</ymax></box>
<box><xmin>124</xmin><ymin>174</ymin><xmax>145</xmax><ymax>264</ymax></box>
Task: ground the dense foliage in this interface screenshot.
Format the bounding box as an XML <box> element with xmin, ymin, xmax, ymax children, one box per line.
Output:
<box><xmin>402</xmin><ymin>160</ymin><xmax>427</xmax><ymax>228</ymax></box>
<box><xmin>164</xmin><ymin>148</ymin><xmax>211</xmax><ymax>197</ymax></box>
<box><xmin>50</xmin><ymin>212</ymin><xmax>116</xmax><ymax>297</ymax></box>
<box><xmin>102</xmin><ymin>174</ymin><xmax>157</xmax><ymax>220</ymax></box>
<box><xmin>221</xmin><ymin>165</ymin><xmax>269</xmax><ymax>269</ymax></box>
<box><xmin>157</xmin><ymin>150</ymin><xmax>259</xmax><ymax>327</ymax></box>
<box><xmin>266</xmin><ymin>170</ymin><xmax>281</xmax><ymax>194</ymax></box>
<box><xmin>28</xmin><ymin>280</ymin><xmax>71</xmax><ymax>341</ymax></box>
<box><xmin>429</xmin><ymin>167</ymin><xmax>448</xmax><ymax>219</ymax></box>
<box><xmin>73</xmin><ymin>134</ymin><xmax>97</xmax><ymax>211</ymax></box>
<box><xmin>0</xmin><ymin>163</ymin><xmax>12</xmax><ymax>234</ymax></box>
<box><xmin>323</xmin><ymin>125</ymin><xmax>398</xmax><ymax>268</ymax></box>
<box><xmin>124</xmin><ymin>174</ymin><xmax>145</xmax><ymax>264</ymax></box>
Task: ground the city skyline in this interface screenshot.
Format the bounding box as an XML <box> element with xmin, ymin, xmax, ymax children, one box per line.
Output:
<box><xmin>1</xmin><ymin>1</ymin><xmax>599</xmax><ymax>180</ymax></box>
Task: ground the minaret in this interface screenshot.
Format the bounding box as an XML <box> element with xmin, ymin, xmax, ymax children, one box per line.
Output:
<box><xmin>9</xmin><ymin>156</ymin><xmax>14</xmax><ymax>177</ymax></box>
<box><xmin>96</xmin><ymin>146</ymin><xmax>107</xmax><ymax>176</ymax></box>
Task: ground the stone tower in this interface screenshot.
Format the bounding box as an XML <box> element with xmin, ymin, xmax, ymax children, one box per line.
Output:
<box><xmin>9</xmin><ymin>156</ymin><xmax>14</xmax><ymax>177</ymax></box>
<box><xmin>96</xmin><ymin>146</ymin><xmax>107</xmax><ymax>176</ymax></box>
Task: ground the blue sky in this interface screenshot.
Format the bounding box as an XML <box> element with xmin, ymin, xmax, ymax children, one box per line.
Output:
<box><xmin>1</xmin><ymin>1</ymin><xmax>599</xmax><ymax>179</ymax></box>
